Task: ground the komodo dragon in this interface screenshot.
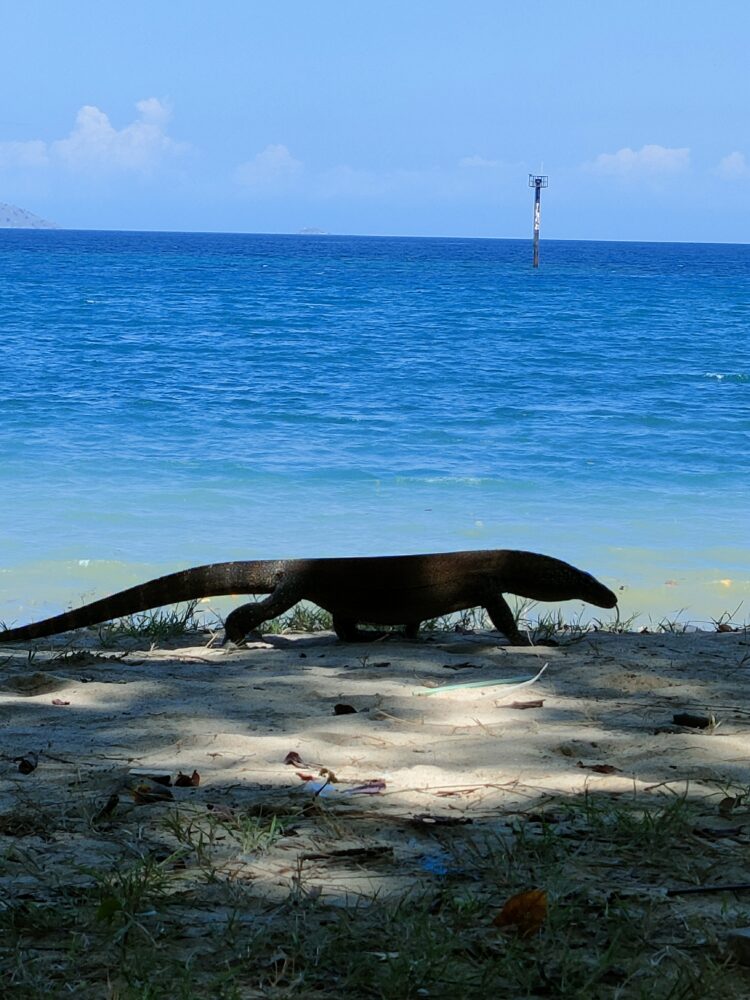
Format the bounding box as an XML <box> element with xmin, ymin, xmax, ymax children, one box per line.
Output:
<box><xmin>0</xmin><ymin>550</ymin><xmax>617</xmax><ymax>646</ymax></box>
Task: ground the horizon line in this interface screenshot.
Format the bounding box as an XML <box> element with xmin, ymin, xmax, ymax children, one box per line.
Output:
<box><xmin>2</xmin><ymin>226</ymin><xmax>749</xmax><ymax>248</ymax></box>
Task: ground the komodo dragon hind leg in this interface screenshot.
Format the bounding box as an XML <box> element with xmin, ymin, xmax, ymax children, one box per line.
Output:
<box><xmin>223</xmin><ymin>588</ymin><xmax>299</xmax><ymax>645</ymax></box>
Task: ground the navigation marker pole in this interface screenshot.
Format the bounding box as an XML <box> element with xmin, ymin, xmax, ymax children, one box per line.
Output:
<box><xmin>528</xmin><ymin>173</ymin><xmax>548</xmax><ymax>268</ymax></box>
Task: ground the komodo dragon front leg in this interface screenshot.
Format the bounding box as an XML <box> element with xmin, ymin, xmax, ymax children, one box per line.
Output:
<box><xmin>484</xmin><ymin>594</ymin><xmax>534</xmax><ymax>646</ymax></box>
<box><xmin>223</xmin><ymin>582</ymin><xmax>302</xmax><ymax>644</ymax></box>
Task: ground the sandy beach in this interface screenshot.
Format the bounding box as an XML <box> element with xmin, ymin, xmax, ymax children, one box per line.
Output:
<box><xmin>3</xmin><ymin>625</ymin><xmax>750</xmax><ymax>818</ymax></box>
<box><xmin>2</xmin><ymin>622</ymin><xmax>750</xmax><ymax>993</ymax></box>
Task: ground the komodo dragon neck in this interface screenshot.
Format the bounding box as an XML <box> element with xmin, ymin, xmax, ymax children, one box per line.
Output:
<box><xmin>0</xmin><ymin>549</ymin><xmax>617</xmax><ymax>646</ymax></box>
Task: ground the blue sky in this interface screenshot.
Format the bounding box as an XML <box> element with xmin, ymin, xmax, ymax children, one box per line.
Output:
<box><xmin>1</xmin><ymin>1</ymin><xmax>748</xmax><ymax>241</ymax></box>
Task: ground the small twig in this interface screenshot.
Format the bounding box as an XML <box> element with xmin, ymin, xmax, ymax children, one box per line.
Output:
<box><xmin>666</xmin><ymin>882</ymin><xmax>750</xmax><ymax>896</ymax></box>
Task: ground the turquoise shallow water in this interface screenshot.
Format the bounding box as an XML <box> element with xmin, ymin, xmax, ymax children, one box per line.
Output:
<box><xmin>1</xmin><ymin>230</ymin><xmax>748</xmax><ymax>625</ymax></box>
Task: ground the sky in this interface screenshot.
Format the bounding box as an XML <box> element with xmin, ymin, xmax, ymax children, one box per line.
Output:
<box><xmin>1</xmin><ymin>0</ymin><xmax>748</xmax><ymax>241</ymax></box>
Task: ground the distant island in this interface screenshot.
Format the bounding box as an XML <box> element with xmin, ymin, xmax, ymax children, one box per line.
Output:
<box><xmin>297</xmin><ymin>227</ymin><xmax>328</xmax><ymax>236</ymax></box>
<box><xmin>0</xmin><ymin>201</ymin><xmax>58</xmax><ymax>229</ymax></box>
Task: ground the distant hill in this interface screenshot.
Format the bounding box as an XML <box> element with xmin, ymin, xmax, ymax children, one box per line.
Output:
<box><xmin>0</xmin><ymin>202</ymin><xmax>58</xmax><ymax>229</ymax></box>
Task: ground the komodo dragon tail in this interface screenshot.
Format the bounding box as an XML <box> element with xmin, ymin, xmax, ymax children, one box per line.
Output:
<box><xmin>0</xmin><ymin>560</ymin><xmax>283</xmax><ymax>643</ymax></box>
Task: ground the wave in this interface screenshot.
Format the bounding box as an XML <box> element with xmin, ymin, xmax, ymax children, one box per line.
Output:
<box><xmin>704</xmin><ymin>372</ymin><xmax>749</xmax><ymax>383</ymax></box>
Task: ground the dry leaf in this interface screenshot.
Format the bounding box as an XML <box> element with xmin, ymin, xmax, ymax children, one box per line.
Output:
<box><xmin>346</xmin><ymin>779</ymin><xmax>386</xmax><ymax>795</ymax></box>
<box><xmin>284</xmin><ymin>751</ymin><xmax>304</xmax><ymax>766</ymax></box>
<box><xmin>576</xmin><ymin>761</ymin><xmax>621</xmax><ymax>775</ymax></box>
<box><xmin>51</xmin><ymin>698</ymin><xmax>70</xmax><ymax>706</ymax></box>
<box><xmin>333</xmin><ymin>703</ymin><xmax>357</xmax><ymax>715</ymax></box>
<box><xmin>130</xmin><ymin>781</ymin><xmax>174</xmax><ymax>805</ymax></box>
<box><xmin>493</xmin><ymin>888</ymin><xmax>548</xmax><ymax>937</ymax></box>
<box><xmin>13</xmin><ymin>752</ymin><xmax>38</xmax><ymax>775</ymax></box>
<box><xmin>175</xmin><ymin>770</ymin><xmax>201</xmax><ymax>787</ymax></box>
<box><xmin>673</xmin><ymin>712</ymin><xmax>711</xmax><ymax>729</ymax></box>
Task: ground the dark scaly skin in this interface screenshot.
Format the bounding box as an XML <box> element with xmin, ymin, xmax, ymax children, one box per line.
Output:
<box><xmin>0</xmin><ymin>549</ymin><xmax>617</xmax><ymax>646</ymax></box>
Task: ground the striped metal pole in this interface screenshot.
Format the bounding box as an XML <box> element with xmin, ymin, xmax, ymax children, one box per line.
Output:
<box><xmin>528</xmin><ymin>174</ymin><xmax>548</xmax><ymax>268</ymax></box>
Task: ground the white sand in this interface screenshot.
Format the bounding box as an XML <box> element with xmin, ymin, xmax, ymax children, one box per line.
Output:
<box><xmin>2</xmin><ymin>627</ymin><xmax>748</xmax><ymax>804</ymax></box>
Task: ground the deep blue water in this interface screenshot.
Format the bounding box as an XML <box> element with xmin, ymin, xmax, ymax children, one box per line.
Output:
<box><xmin>1</xmin><ymin>230</ymin><xmax>748</xmax><ymax>621</ymax></box>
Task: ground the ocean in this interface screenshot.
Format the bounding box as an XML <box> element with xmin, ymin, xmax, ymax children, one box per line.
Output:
<box><xmin>1</xmin><ymin>229</ymin><xmax>748</xmax><ymax>627</ymax></box>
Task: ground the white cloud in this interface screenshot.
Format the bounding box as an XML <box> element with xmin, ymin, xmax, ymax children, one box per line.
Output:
<box><xmin>586</xmin><ymin>144</ymin><xmax>690</xmax><ymax>176</ymax></box>
<box><xmin>134</xmin><ymin>97</ymin><xmax>172</xmax><ymax>126</ymax></box>
<box><xmin>0</xmin><ymin>139</ymin><xmax>49</xmax><ymax>168</ymax></box>
<box><xmin>0</xmin><ymin>99</ymin><xmax>184</xmax><ymax>174</ymax></box>
<box><xmin>52</xmin><ymin>99</ymin><xmax>183</xmax><ymax>171</ymax></box>
<box><xmin>715</xmin><ymin>151</ymin><xmax>748</xmax><ymax>180</ymax></box>
<box><xmin>235</xmin><ymin>144</ymin><xmax>303</xmax><ymax>190</ymax></box>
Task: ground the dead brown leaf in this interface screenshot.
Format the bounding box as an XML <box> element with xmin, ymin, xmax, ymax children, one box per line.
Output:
<box><xmin>175</xmin><ymin>770</ymin><xmax>201</xmax><ymax>787</ymax></box>
<box><xmin>13</xmin><ymin>752</ymin><xmax>38</xmax><ymax>775</ymax></box>
<box><xmin>493</xmin><ymin>888</ymin><xmax>548</xmax><ymax>937</ymax></box>
<box><xmin>576</xmin><ymin>761</ymin><xmax>621</xmax><ymax>775</ymax></box>
<box><xmin>333</xmin><ymin>703</ymin><xmax>357</xmax><ymax>715</ymax></box>
<box><xmin>130</xmin><ymin>781</ymin><xmax>174</xmax><ymax>805</ymax></box>
<box><xmin>347</xmin><ymin>779</ymin><xmax>386</xmax><ymax>795</ymax></box>
<box><xmin>673</xmin><ymin>712</ymin><xmax>711</xmax><ymax>729</ymax></box>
